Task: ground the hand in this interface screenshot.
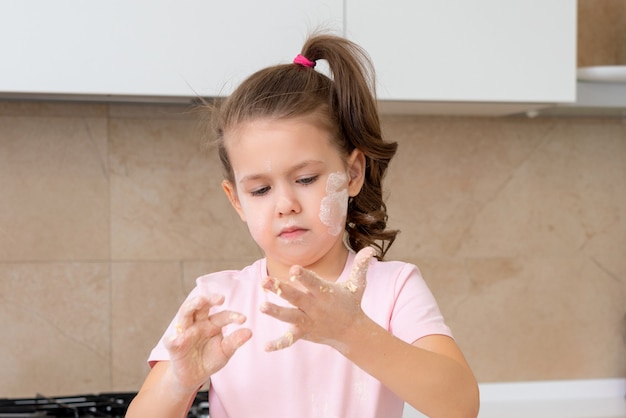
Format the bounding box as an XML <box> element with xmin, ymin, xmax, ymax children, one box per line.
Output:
<box><xmin>260</xmin><ymin>247</ymin><xmax>376</xmax><ymax>352</ymax></box>
<box><xmin>164</xmin><ymin>294</ymin><xmax>252</xmax><ymax>392</ymax></box>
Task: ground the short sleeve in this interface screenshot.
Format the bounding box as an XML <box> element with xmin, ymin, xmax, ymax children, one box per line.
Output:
<box><xmin>388</xmin><ymin>263</ymin><xmax>452</xmax><ymax>344</ymax></box>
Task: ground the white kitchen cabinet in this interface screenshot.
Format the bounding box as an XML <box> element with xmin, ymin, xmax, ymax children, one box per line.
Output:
<box><xmin>345</xmin><ymin>0</ymin><xmax>577</xmax><ymax>115</ymax></box>
<box><xmin>1</xmin><ymin>1</ymin><xmax>578</xmax><ymax>116</ymax></box>
<box><xmin>0</xmin><ymin>0</ymin><xmax>342</xmax><ymax>100</ymax></box>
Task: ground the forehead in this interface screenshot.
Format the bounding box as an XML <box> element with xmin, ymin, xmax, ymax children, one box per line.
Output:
<box><xmin>224</xmin><ymin>116</ymin><xmax>344</xmax><ymax>171</ymax></box>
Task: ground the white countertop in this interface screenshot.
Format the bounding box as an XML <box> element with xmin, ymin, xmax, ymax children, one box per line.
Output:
<box><xmin>403</xmin><ymin>378</ymin><xmax>626</xmax><ymax>418</ymax></box>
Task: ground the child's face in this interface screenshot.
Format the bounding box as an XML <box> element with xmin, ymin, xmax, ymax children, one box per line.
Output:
<box><xmin>222</xmin><ymin>116</ymin><xmax>364</xmax><ymax>274</ymax></box>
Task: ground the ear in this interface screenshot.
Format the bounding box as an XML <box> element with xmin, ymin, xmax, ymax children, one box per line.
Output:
<box><xmin>222</xmin><ymin>180</ymin><xmax>247</xmax><ymax>222</ymax></box>
<box><xmin>346</xmin><ymin>149</ymin><xmax>366</xmax><ymax>197</ymax></box>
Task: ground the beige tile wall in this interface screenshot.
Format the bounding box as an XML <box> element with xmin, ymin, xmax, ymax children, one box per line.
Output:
<box><xmin>578</xmin><ymin>0</ymin><xmax>626</xmax><ymax>66</ymax></box>
<box><xmin>0</xmin><ymin>100</ymin><xmax>624</xmax><ymax>397</ymax></box>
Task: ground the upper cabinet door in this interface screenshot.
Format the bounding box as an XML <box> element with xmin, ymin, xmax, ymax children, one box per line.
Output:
<box><xmin>1</xmin><ymin>0</ymin><xmax>342</xmax><ymax>99</ymax></box>
<box><xmin>345</xmin><ymin>0</ymin><xmax>577</xmax><ymax>110</ymax></box>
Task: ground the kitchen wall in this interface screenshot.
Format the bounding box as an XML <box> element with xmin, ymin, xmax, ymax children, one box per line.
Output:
<box><xmin>1</xmin><ymin>101</ymin><xmax>624</xmax><ymax>397</ymax></box>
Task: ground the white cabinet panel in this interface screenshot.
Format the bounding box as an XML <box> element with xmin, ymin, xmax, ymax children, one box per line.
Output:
<box><xmin>346</xmin><ymin>0</ymin><xmax>576</xmax><ymax>106</ymax></box>
<box><xmin>0</xmin><ymin>0</ymin><xmax>342</xmax><ymax>100</ymax></box>
<box><xmin>1</xmin><ymin>0</ymin><xmax>577</xmax><ymax>115</ymax></box>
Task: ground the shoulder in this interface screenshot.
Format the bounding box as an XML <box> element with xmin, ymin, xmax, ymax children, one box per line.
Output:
<box><xmin>195</xmin><ymin>259</ymin><xmax>265</xmax><ymax>292</ymax></box>
<box><xmin>368</xmin><ymin>258</ymin><xmax>422</xmax><ymax>282</ymax></box>
<box><xmin>366</xmin><ymin>258</ymin><xmax>452</xmax><ymax>341</ymax></box>
<box><xmin>366</xmin><ymin>257</ymin><xmax>436</xmax><ymax>299</ymax></box>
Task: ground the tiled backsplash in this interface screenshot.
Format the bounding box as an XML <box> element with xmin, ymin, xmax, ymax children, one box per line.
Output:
<box><xmin>0</xmin><ymin>101</ymin><xmax>624</xmax><ymax>396</ymax></box>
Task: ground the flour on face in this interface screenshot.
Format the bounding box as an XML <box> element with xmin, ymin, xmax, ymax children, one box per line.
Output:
<box><xmin>319</xmin><ymin>172</ymin><xmax>349</xmax><ymax>236</ymax></box>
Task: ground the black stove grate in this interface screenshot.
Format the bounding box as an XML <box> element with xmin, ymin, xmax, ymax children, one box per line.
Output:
<box><xmin>0</xmin><ymin>391</ymin><xmax>209</xmax><ymax>418</ymax></box>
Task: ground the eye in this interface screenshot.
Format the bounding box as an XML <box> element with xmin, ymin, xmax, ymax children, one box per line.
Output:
<box><xmin>297</xmin><ymin>175</ymin><xmax>318</xmax><ymax>186</ymax></box>
<box><xmin>250</xmin><ymin>186</ymin><xmax>270</xmax><ymax>196</ymax></box>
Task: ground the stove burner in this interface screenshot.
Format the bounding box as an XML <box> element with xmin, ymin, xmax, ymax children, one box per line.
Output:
<box><xmin>0</xmin><ymin>391</ymin><xmax>209</xmax><ymax>417</ymax></box>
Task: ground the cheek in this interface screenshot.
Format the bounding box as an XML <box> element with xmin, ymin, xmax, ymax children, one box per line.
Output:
<box><xmin>319</xmin><ymin>172</ymin><xmax>349</xmax><ymax>236</ymax></box>
<box><xmin>238</xmin><ymin>197</ymin><xmax>267</xmax><ymax>242</ymax></box>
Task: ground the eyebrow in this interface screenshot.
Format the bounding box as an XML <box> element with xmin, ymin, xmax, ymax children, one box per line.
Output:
<box><xmin>238</xmin><ymin>160</ymin><xmax>325</xmax><ymax>184</ymax></box>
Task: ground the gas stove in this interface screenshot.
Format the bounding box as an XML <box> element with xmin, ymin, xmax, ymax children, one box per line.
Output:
<box><xmin>0</xmin><ymin>391</ymin><xmax>209</xmax><ymax>417</ymax></box>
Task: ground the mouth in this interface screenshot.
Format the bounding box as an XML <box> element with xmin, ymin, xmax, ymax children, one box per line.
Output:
<box><xmin>278</xmin><ymin>226</ymin><xmax>308</xmax><ymax>240</ymax></box>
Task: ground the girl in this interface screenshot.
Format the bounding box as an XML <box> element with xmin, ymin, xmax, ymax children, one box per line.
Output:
<box><xmin>126</xmin><ymin>34</ymin><xmax>479</xmax><ymax>418</ymax></box>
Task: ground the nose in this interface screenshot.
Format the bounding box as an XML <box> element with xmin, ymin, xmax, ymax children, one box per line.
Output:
<box><xmin>275</xmin><ymin>186</ymin><xmax>301</xmax><ymax>216</ymax></box>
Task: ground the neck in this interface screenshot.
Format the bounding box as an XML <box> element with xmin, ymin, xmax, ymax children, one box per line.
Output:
<box><xmin>266</xmin><ymin>241</ymin><xmax>349</xmax><ymax>282</ymax></box>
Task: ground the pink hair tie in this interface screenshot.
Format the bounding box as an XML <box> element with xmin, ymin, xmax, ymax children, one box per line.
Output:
<box><xmin>293</xmin><ymin>54</ymin><xmax>316</xmax><ymax>68</ymax></box>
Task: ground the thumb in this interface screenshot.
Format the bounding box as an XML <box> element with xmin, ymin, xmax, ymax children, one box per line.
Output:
<box><xmin>345</xmin><ymin>247</ymin><xmax>377</xmax><ymax>291</ymax></box>
<box><xmin>221</xmin><ymin>328</ymin><xmax>253</xmax><ymax>358</ymax></box>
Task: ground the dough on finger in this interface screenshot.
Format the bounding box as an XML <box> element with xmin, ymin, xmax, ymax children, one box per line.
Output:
<box><xmin>208</xmin><ymin>310</ymin><xmax>247</xmax><ymax>328</ymax></box>
<box><xmin>266</xmin><ymin>331</ymin><xmax>295</xmax><ymax>351</ymax></box>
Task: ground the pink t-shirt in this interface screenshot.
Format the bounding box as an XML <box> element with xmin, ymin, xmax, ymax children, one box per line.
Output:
<box><xmin>149</xmin><ymin>251</ymin><xmax>452</xmax><ymax>418</ymax></box>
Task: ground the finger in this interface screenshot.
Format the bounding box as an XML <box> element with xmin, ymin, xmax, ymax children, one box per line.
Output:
<box><xmin>166</xmin><ymin>308</ymin><xmax>245</xmax><ymax>354</ymax></box>
<box><xmin>221</xmin><ymin>328</ymin><xmax>253</xmax><ymax>358</ymax></box>
<box><xmin>265</xmin><ymin>329</ymin><xmax>301</xmax><ymax>352</ymax></box>
<box><xmin>285</xmin><ymin>265</ymin><xmax>325</xmax><ymax>293</ymax></box>
<box><xmin>261</xmin><ymin>276</ymin><xmax>308</xmax><ymax>306</ymax></box>
<box><xmin>176</xmin><ymin>294</ymin><xmax>225</xmax><ymax>332</ymax></box>
<box><xmin>261</xmin><ymin>276</ymin><xmax>287</xmax><ymax>297</ymax></box>
<box><xmin>209</xmin><ymin>310</ymin><xmax>247</xmax><ymax>328</ymax></box>
<box><xmin>176</xmin><ymin>297</ymin><xmax>205</xmax><ymax>332</ymax></box>
<box><xmin>344</xmin><ymin>247</ymin><xmax>376</xmax><ymax>291</ymax></box>
<box><xmin>260</xmin><ymin>302</ymin><xmax>304</xmax><ymax>325</ymax></box>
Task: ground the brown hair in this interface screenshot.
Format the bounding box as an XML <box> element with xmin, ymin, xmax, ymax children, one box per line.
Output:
<box><xmin>214</xmin><ymin>33</ymin><xmax>398</xmax><ymax>259</ymax></box>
